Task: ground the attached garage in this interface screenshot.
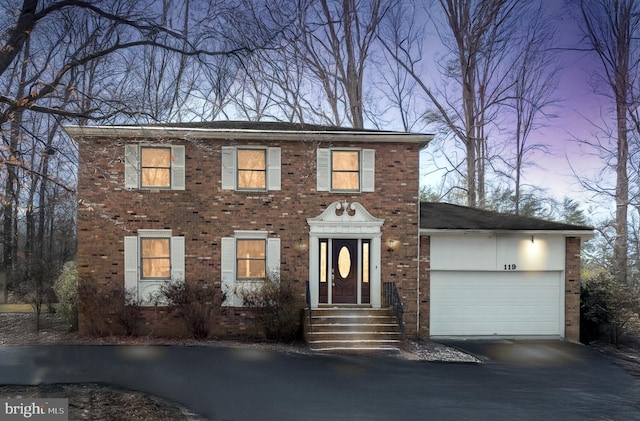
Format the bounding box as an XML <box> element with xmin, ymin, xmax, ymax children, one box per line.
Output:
<box><xmin>420</xmin><ymin>203</ymin><xmax>594</xmax><ymax>341</ymax></box>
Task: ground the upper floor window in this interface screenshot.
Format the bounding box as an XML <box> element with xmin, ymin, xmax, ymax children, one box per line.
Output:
<box><xmin>237</xmin><ymin>149</ymin><xmax>266</xmax><ymax>190</ymax></box>
<box><xmin>317</xmin><ymin>148</ymin><xmax>375</xmax><ymax>193</ymax></box>
<box><xmin>331</xmin><ymin>150</ymin><xmax>360</xmax><ymax>191</ymax></box>
<box><xmin>222</xmin><ymin>146</ymin><xmax>281</xmax><ymax>191</ymax></box>
<box><xmin>124</xmin><ymin>144</ymin><xmax>185</xmax><ymax>190</ymax></box>
<box><xmin>141</xmin><ymin>147</ymin><xmax>171</xmax><ymax>188</ymax></box>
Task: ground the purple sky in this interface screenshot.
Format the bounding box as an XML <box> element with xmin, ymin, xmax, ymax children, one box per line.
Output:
<box><xmin>421</xmin><ymin>1</ymin><xmax>617</xmax><ymax>218</ymax></box>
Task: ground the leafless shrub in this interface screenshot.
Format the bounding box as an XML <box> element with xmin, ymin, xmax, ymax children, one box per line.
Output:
<box><xmin>159</xmin><ymin>280</ymin><xmax>224</xmax><ymax>340</ymax></box>
<box><xmin>238</xmin><ymin>274</ymin><xmax>303</xmax><ymax>342</ymax></box>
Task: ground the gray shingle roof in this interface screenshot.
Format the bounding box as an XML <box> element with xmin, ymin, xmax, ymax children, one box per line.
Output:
<box><xmin>420</xmin><ymin>202</ymin><xmax>593</xmax><ymax>231</ymax></box>
<box><xmin>123</xmin><ymin>120</ymin><xmax>403</xmax><ymax>133</ymax></box>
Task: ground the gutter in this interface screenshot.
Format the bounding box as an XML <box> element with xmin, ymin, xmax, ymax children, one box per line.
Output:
<box><xmin>62</xmin><ymin>125</ymin><xmax>434</xmax><ymax>146</ymax></box>
<box><xmin>420</xmin><ymin>228</ymin><xmax>595</xmax><ymax>241</ymax></box>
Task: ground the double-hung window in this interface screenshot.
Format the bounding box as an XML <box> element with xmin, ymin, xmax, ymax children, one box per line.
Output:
<box><xmin>317</xmin><ymin>148</ymin><xmax>375</xmax><ymax>192</ymax></box>
<box><xmin>221</xmin><ymin>231</ymin><xmax>280</xmax><ymax>306</ymax></box>
<box><xmin>221</xmin><ymin>146</ymin><xmax>281</xmax><ymax>191</ymax></box>
<box><xmin>125</xmin><ymin>144</ymin><xmax>185</xmax><ymax>190</ymax></box>
<box><xmin>236</xmin><ymin>239</ymin><xmax>266</xmax><ymax>279</ymax></box>
<box><xmin>237</xmin><ymin>149</ymin><xmax>267</xmax><ymax>190</ymax></box>
<box><xmin>140</xmin><ymin>147</ymin><xmax>172</xmax><ymax>188</ymax></box>
<box><xmin>124</xmin><ymin>230</ymin><xmax>185</xmax><ymax>304</ymax></box>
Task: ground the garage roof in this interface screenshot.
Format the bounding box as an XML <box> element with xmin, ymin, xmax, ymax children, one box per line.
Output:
<box><xmin>420</xmin><ymin>202</ymin><xmax>593</xmax><ymax>233</ymax></box>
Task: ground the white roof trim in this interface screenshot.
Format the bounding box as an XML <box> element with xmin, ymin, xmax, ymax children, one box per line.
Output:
<box><xmin>63</xmin><ymin>125</ymin><xmax>433</xmax><ymax>145</ymax></box>
<box><xmin>421</xmin><ymin>228</ymin><xmax>594</xmax><ymax>240</ymax></box>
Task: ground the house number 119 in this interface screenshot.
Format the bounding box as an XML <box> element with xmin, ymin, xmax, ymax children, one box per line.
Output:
<box><xmin>504</xmin><ymin>264</ymin><xmax>517</xmax><ymax>270</ymax></box>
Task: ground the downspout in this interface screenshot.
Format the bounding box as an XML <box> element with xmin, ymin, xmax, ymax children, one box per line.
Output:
<box><xmin>416</xmin><ymin>201</ymin><xmax>421</xmax><ymax>337</ymax></box>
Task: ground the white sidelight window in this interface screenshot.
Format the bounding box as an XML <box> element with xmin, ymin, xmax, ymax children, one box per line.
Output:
<box><xmin>220</xmin><ymin>231</ymin><xmax>280</xmax><ymax>306</ymax></box>
<box><xmin>124</xmin><ymin>230</ymin><xmax>185</xmax><ymax>304</ymax></box>
<box><xmin>221</xmin><ymin>146</ymin><xmax>281</xmax><ymax>191</ymax></box>
<box><xmin>316</xmin><ymin>148</ymin><xmax>375</xmax><ymax>192</ymax></box>
<box><xmin>124</xmin><ymin>144</ymin><xmax>185</xmax><ymax>190</ymax></box>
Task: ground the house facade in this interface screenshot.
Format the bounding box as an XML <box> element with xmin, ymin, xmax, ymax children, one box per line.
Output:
<box><xmin>68</xmin><ymin>122</ymin><xmax>431</xmax><ymax>338</ymax></box>
<box><xmin>67</xmin><ymin>122</ymin><xmax>592</xmax><ymax>344</ymax></box>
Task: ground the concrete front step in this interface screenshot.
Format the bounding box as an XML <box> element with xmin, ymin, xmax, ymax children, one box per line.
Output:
<box><xmin>305</xmin><ymin>307</ymin><xmax>403</xmax><ymax>354</ymax></box>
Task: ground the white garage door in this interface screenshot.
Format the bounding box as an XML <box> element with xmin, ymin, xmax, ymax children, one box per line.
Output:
<box><xmin>430</xmin><ymin>271</ymin><xmax>563</xmax><ymax>337</ymax></box>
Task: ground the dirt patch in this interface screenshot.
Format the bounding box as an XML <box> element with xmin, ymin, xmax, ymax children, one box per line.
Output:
<box><xmin>592</xmin><ymin>337</ymin><xmax>640</xmax><ymax>378</ymax></box>
<box><xmin>0</xmin><ymin>384</ymin><xmax>209</xmax><ymax>421</ymax></box>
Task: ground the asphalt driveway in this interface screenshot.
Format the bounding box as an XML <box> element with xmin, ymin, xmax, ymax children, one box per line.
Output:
<box><xmin>0</xmin><ymin>344</ymin><xmax>638</xmax><ymax>421</ymax></box>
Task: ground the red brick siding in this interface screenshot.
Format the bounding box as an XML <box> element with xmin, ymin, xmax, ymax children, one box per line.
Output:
<box><xmin>565</xmin><ymin>237</ymin><xmax>581</xmax><ymax>342</ymax></box>
<box><xmin>418</xmin><ymin>235</ymin><xmax>431</xmax><ymax>338</ymax></box>
<box><xmin>77</xmin><ymin>137</ymin><xmax>420</xmax><ymax>337</ymax></box>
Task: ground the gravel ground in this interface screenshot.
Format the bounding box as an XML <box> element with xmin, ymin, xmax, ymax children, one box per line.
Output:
<box><xmin>0</xmin><ymin>312</ymin><xmax>478</xmax><ymax>420</ymax></box>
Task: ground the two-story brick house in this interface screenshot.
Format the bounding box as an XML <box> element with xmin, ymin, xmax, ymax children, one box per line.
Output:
<box><xmin>66</xmin><ymin>121</ymin><xmax>592</xmax><ymax>350</ymax></box>
<box><xmin>68</xmin><ymin>122</ymin><xmax>431</xmax><ymax>342</ymax></box>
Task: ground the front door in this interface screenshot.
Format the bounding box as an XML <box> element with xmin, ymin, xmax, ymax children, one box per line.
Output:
<box><xmin>332</xmin><ymin>239</ymin><xmax>358</xmax><ymax>303</ymax></box>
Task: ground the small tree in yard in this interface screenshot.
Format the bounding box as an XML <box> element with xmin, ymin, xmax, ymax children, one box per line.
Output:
<box><xmin>53</xmin><ymin>261</ymin><xmax>79</xmax><ymax>332</ymax></box>
<box><xmin>239</xmin><ymin>274</ymin><xmax>303</xmax><ymax>342</ymax></box>
<box><xmin>581</xmin><ymin>269</ymin><xmax>640</xmax><ymax>346</ymax></box>
<box><xmin>159</xmin><ymin>280</ymin><xmax>224</xmax><ymax>340</ymax></box>
<box><xmin>15</xmin><ymin>259</ymin><xmax>59</xmax><ymax>332</ymax></box>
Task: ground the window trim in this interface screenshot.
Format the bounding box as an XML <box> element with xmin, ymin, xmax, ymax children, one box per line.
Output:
<box><xmin>221</xmin><ymin>231</ymin><xmax>280</xmax><ymax>307</ymax></box>
<box><xmin>330</xmin><ymin>149</ymin><xmax>361</xmax><ymax>192</ymax></box>
<box><xmin>124</xmin><ymin>144</ymin><xmax>185</xmax><ymax>191</ymax></box>
<box><xmin>140</xmin><ymin>146</ymin><xmax>172</xmax><ymax>189</ymax></box>
<box><xmin>124</xmin><ymin>230</ymin><xmax>185</xmax><ymax>305</ymax></box>
<box><xmin>317</xmin><ymin>148</ymin><xmax>375</xmax><ymax>193</ymax></box>
<box><xmin>236</xmin><ymin>148</ymin><xmax>267</xmax><ymax>191</ymax></box>
<box><xmin>236</xmin><ymin>238</ymin><xmax>267</xmax><ymax>280</ymax></box>
<box><xmin>140</xmin><ymin>237</ymin><xmax>171</xmax><ymax>280</ymax></box>
<box><xmin>221</xmin><ymin>146</ymin><xmax>281</xmax><ymax>191</ymax></box>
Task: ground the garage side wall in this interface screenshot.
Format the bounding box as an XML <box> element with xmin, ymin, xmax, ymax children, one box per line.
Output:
<box><xmin>565</xmin><ymin>237</ymin><xmax>581</xmax><ymax>342</ymax></box>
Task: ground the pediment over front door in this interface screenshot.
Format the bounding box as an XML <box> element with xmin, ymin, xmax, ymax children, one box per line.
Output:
<box><xmin>307</xmin><ymin>201</ymin><xmax>384</xmax><ymax>234</ymax></box>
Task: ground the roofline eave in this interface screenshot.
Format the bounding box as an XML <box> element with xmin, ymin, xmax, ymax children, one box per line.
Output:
<box><xmin>62</xmin><ymin>125</ymin><xmax>434</xmax><ymax>145</ymax></box>
<box><xmin>420</xmin><ymin>228</ymin><xmax>595</xmax><ymax>241</ymax></box>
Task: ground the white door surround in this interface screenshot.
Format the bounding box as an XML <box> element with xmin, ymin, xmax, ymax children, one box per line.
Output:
<box><xmin>307</xmin><ymin>201</ymin><xmax>384</xmax><ymax>308</ymax></box>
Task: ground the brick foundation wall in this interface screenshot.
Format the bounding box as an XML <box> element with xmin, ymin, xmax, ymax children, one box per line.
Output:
<box><xmin>565</xmin><ymin>237</ymin><xmax>581</xmax><ymax>342</ymax></box>
<box><xmin>77</xmin><ymin>136</ymin><xmax>420</xmax><ymax>337</ymax></box>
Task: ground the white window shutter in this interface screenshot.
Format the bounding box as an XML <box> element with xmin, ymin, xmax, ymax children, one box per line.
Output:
<box><xmin>124</xmin><ymin>236</ymin><xmax>139</xmax><ymax>297</ymax></box>
<box><xmin>267</xmin><ymin>147</ymin><xmax>281</xmax><ymax>191</ymax></box>
<box><xmin>266</xmin><ymin>238</ymin><xmax>281</xmax><ymax>281</ymax></box>
<box><xmin>221</xmin><ymin>146</ymin><xmax>236</xmax><ymax>190</ymax></box>
<box><xmin>170</xmin><ymin>236</ymin><xmax>185</xmax><ymax>281</ymax></box>
<box><xmin>316</xmin><ymin>148</ymin><xmax>330</xmax><ymax>191</ymax></box>
<box><xmin>361</xmin><ymin>149</ymin><xmax>375</xmax><ymax>192</ymax></box>
<box><xmin>221</xmin><ymin>237</ymin><xmax>237</xmax><ymax>306</ymax></box>
<box><xmin>171</xmin><ymin>145</ymin><xmax>186</xmax><ymax>190</ymax></box>
<box><xmin>124</xmin><ymin>145</ymin><xmax>139</xmax><ymax>189</ymax></box>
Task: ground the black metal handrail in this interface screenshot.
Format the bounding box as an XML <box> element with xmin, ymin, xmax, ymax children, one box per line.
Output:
<box><xmin>305</xmin><ymin>281</ymin><xmax>312</xmax><ymax>333</ymax></box>
<box><xmin>383</xmin><ymin>281</ymin><xmax>404</xmax><ymax>336</ymax></box>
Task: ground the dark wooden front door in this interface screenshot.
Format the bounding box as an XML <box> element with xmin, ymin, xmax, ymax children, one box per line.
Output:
<box><xmin>332</xmin><ymin>239</ymin><xmax>358</xmax><ymax>303</ymax></box>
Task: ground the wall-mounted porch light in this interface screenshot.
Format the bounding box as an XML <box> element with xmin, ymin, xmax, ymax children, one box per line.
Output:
<box><xmin>387</xmin><ymin>239</ymin><xmax>400</xmax><ymax>252</ymax></box>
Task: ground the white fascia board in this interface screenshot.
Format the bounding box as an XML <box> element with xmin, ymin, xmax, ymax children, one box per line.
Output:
<box><xmin>420</xmin><ymin>228</ymin><xmax>595</xmax><ymax>241</ymax></box>
<box><xmin>62</xmin><ymin>125</ymin><xmax>433</xmax><ymax>146</ymax></box>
